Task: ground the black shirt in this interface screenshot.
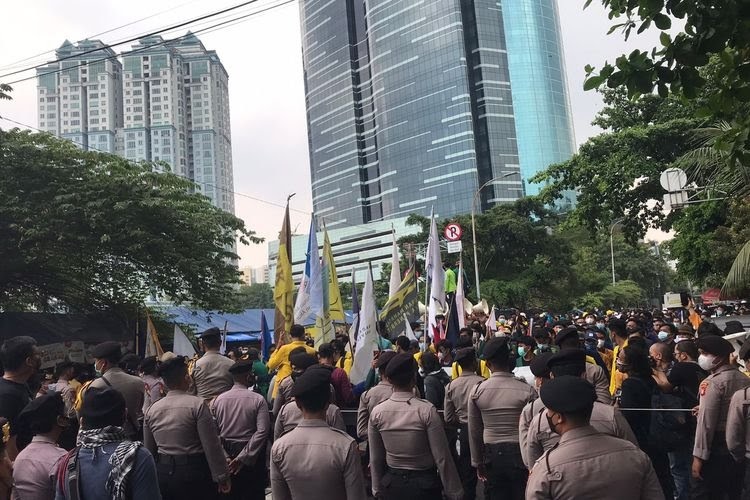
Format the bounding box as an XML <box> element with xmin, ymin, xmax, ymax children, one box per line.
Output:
<box><xmin>0</xmin><ymin>377</ymin><xmax>32</xmax><ymax>436</ymax></box>
<box><xmin>667</xmin><ymin>361</ymin><xmax>708</xmax><ymax>407</ymax></box>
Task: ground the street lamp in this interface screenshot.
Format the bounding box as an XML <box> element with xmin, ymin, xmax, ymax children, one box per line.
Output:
<box><xmin>471</xmin><ymin>172</ymin><xmax>521</xmax><ymax>299</ymax></box>
<box><xmin>609</xmin><ymin>218</ymin><xmax>624</xmax><ymax>285</ymax></box>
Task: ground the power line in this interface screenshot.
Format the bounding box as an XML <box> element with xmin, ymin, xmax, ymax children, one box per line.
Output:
<box><xmin>4</xmin><ymin>0</ymin><xmax>295</xmax><ymax>86</ymax></box>
<box><xmin>0</xmin><ymin>0</ymin><xmax>267</xmax><ymax>80</ymax></box>
<box><xmin>0</xmin><ymin>0</ymin><xmax>204</xmax><ymax>72</ymax></box>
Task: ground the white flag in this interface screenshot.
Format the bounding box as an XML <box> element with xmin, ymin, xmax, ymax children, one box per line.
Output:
<box><xmin>389</xmin><ymin>230</ymin><xmax>401</xmax><ymax>299</ymax></box>
<box><xmin>350</xmin><ymin>264</ymin><xmax>379</xmax><ymax>385</ymax></box>
<box><xmin>487</xmin><ymin>306</ymin><xmax>497</xmax><ymax>333</ymax></box>
<box><xmin>456</xmin><ymin>260</ymin><xmax>466</xmax><ymax>329</ymax></box>
<box><xmin>173</xmin><ymin>324</ymin><xmax>197</xmax><ymax>357</ymax></box>
<box><xmin>404</xmin><ymin>314</ymin><xmax>417</xmax><ymax>341</ymax></box>
<box><xmin>294</xmin><ymin>219</ymin><xmax>324</xmax><ymax>324</ymax></box>
<box><xmin>426</xmin><ymin>210</ymin><xmax>445</xmax><ymax>342</ymax></box>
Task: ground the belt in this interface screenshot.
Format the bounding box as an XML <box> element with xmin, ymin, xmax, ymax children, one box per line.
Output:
<box><xmin>158</xmin><ymin>453</ymin><xmax>207</xmax><ymax>466</ymax></box>
<box><xmin>385</xmin><ymin>467</ymin><xmax>438</xmax><ymax>479</ymax></box>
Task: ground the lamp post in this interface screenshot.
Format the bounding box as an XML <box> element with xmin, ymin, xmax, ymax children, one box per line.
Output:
<box><xmin>609</xmin><ymin>218</ymin><xmax>624</xmax><ymax>285</ymax></box>
<box><xmin>471</xmin><ymin>172</ymin><xmax>521</xmax><ymax>299</ymax></box>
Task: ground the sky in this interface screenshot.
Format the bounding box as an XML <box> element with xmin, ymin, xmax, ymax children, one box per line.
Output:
<box><xmin>0</xmin><ymin>0</ymin><xmax>664</xmax><ymax>269</ymax></box>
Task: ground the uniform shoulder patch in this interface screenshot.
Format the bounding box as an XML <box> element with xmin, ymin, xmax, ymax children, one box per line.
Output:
<box><xmin>699</xmin><ymin>380</ymin><xmax>709</xmax><ymax>397</ymax></box>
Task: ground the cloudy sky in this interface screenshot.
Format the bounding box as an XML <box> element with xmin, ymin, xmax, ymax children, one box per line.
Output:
<box><xmin>1</xmin><ymin>0</ymin><xmax>661</xmax><ymax>269</ymax></box>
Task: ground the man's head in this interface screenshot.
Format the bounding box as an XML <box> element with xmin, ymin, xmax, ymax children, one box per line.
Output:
<box><xmin>395</xmin><ymin>336</ymin><xmax>411</xmax><ymax>353</ymax></box>
<box><xmin>228</xmin><ymin>361</ymin><xmax>256</xmax><ymax>387</ymax></box>
<box><xmin>91</xmin><ymin>341</ymin><xmax>122</xmax><ymax>375</ymax></box>
<box><xmin>540</xmin><ymin>376</ymin><xmax>596</xmax><ymax>435</ymax></box>
<box><xmin>548</xmin><ymin>348</ymin><xmax>586</xmax><ymax>378</ymax></box>
<box><xmin>290</xmin><ymin>352</ymin><xmax>318</xmax><ymax>380</ymax></box>
<box><xmin>317</xmin><ymin>343</ymin><xmax>335</xmax><ymax>366</ymax></box>
<box><xmin>0</xmin><ymin>336</ymin><xmax>40</xmax><ymax>379</ymax></box>
<box><xmin>517</xmin><ymin>336</ymin><xmax>536</xmax><ymax>357</ymax></box>
<box><xmin>420</xmin><ymin>351</ymin><xmax>440</xmax><ymax>373</ymax></box>
<box><xmin>200</xmin><ymin>327</ymin><xmax>222</xmax><ymax>351</ymax></box>
<box><xmin>157</xmin><ymin>356</ymin><xmax>190</xmax><ymax>391</ymax></box>
<box><xmin>292</xmin><ymin>365</ymin><xmax>333</xmax><ymax>414</ymax></box>
<box><xmin>385</xmin><ymin>353</ymin><xmax>417</xmax><ymax>389</ymax></box>
<box><xmin>649</xmin><ymin>342</ymin><xmax>672</xmax><ymax>369</ymax></box>
<box><xmin>675</xmin><ymin>340</ymin><xmax>699</xmax><ymax>363</ymax></box>
<box><xmin>290</xmin><ymin>324</ymin><xmax>306</xmax><ymax>340</ymax></box>
<box><xmin>80</xmin><ymin>387</ymin><xmax>127</xmax><ymax>430</ymax></box>
<box><xmin>696</xmin><ymin>335</ymin><xmax>734</xmax><ymax>372</ymax></box>
<box><xmin>18</xmin><ymin>393</ymin><xmax>66</xmax><ymax>436</ymax></box>
<box><xmin>530</xmin><ymin>351</ymin><xmax>554</xmax><ymax>391</ymax></box>
<box><xmin>458</xmin><ymin>328</ymin><xmax>473</xmax><ymax>346</ymax></box>
<box><xmin>246</xmin><ymin>347</ymin><xmax>260</xmax><ymax>362</ymax></box>
<box><xmin>375</xmin><ymin>350</ymin><xmax>397</xmax><ymax>377</ymax></box>
<box><xmin>455</xmin><ymin>348</ymin><xmax>477</xmax><ymax>373</ymax></box>
<box><xmin>554</xmin><ymin>327</ymin><xmax>581</xmax><ymax>350</ymax></box>
<box><xmin>376</xmin><ymin>320</ymin><xmax>389</xmax><ymax>339</ymax></box>
<box><xmin>626</xmin><ymin>318</ymin><xmax>643</xmax><ymax>336</ymax></box>
<box><xmin>138</xmin><ymin>356</ymin><xmax>159</xmax><ymax>377</ymax></box>
<box><xmin>533</xmin><ymin>329</ymin><xmax>552</xmax><ymax>347</ymax></box>
<box><xmin>482</xmin><ymin>337</ymin><xmax>511</xmax><ymax>372</ymax></box>
<box><xmin>608</xmin><ymin>318</ymin><xmax>628</xmax><ymax>345</ymax></box>
<box><xmin>55</xmin><ymin>361</ymin><xmax>75</xmax><ymax>381</ymax></box>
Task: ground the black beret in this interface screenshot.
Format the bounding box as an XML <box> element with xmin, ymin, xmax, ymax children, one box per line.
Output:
<box><xmin>530</xmin><ymin>351</ymin><xmax>554</xmax><ymax>378</ymax></box>
<box><xmin>554</xmin><ymin>327</ymin><xmax>580</xmax><ymax>346</ymax></box>
<box><xmin>696</xmin><ymin>335</ymin><xmax>734</xmax><ymax>357</ymax></box>
<box><xmin>540</xmin><ymin>375</ymin><xmax>596</xmax><ymax>414</ymax></box>
<box><xmin>548</xmin><ymin>348</ymin><xmax>586</xmax><ymax>371</ymax></box>
<box><xmin>228</xmin><ymin>361</ymin><xmax>253</xmax><ymax>375</ymax></box>
<box><xmin>454</xmin><ymin>347</ymin><xmax>476</xmax><ymax>363</ymax></box>
<box><xmin>291</xmin><ymin>364</ymin><xmax>332</xmax><ymax>398</ymax></box>
<box><xmin>80</xmin><ymin>388</ymin><xmax>126</xmax><ymax>427</ymax></box>
<box><xmin>384</xmin><ymin>353</ymin><xmax>417</xmax><ymax>379</ymax></box>
<box><xmin>157</xmin><ymin>356</ymin><xmax>188</xmax><ymax>378</ymax></box>
<box><xmin>375</xmin><ymin>350</ymin><xmax>397</xmax><ymax>369</ymax></box>
<box><xmin>482</xmin><ymin>337</ymin><xmax>509</xmax><ymax>361</ymax></box>
<box><xmin>200</xmin><ymin>327</ymin><xmax>222</xmax><ymax>340</ymax></box>
<box><xmin>290</xmin><ymin>352</ymin><xmax>318</xmax><ymax>371</ymax></box>
<box><xmin>91</xmin><ymin>341</ymin><xmax>122</xmax><ymax>360</ymax></box>
<box><xmin>18</xmin><ymin>393</ymin><xmax>64</xmax><ymax>431</ymax></box>
<box><xmin>724</xmin><ymin>321</ymin><xmax>746</xmax><ymax>336</ymax></box>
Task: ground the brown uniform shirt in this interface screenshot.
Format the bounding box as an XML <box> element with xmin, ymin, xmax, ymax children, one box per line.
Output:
<box><xmin>274</xmin><ymin>400</ymin><xmax>345</xmax><ymax>440</ymax></box>
<box><xmin>694</xmin><ymin>364</ymin><xmax>750</xmax><ymax>460</ymax></box>
<box><xmin>444</xmin><ymin>372</ymin><xmax>485</xmax><ymax>426</ymax></box>
<box><xmin>726</xmin><ymin>385</ymin><xmax>750</xmax><ymax>460</ymax></box>
<box><xmin>357</xmin><ymin>381</ymin><xmax>394</xmax><ymax>439</ymax></box>
<box><xmin>467</xmin><ymin>371</ymin><xmax>536</xmax><ymax>467</ymax></box>
<box><xmin>89</xmin><ymin>367</ymin><xmax>144</xmax><ymax>438</ymax></box>
<box><xmin>524</xmin><ymin>401</ymin><xmax>638</xmax><ymax>467</ymax></box>
<box><xmin>368</xmin><ymin>391</ymin><xmax>463</xmax><ymax>500</ymax></box>
<box><xmin>191</xmin><ymin>351</ymin><xmax>234</xmax><ymax>400</ymax></box>
<box><xmin>272</xmin><ymin>376</ymin><xmax>294</xmax><ymax>415</ymax></box>
<box><xmin>271</xmin><ymin>419</ymin><xmax>366</xmax><ymax>500</ymax></box>
<box><xmin>144</xmin><ymin>390</ymin><xmax>229</xmax><ymax>483</ymax></box>
<box><xmin>526</xmin><ymin>426</ymin><xmax>664</xmax><ymax>500</ymax></box>
<box><xmin>585</xmin><ymin>362</ymin><xmax>612</xmax><ymax>405</ymax></box>
<box><xmin>519</xmin><ymin>397</ymin><xmax>542</xmax><ymax>467</ymax></box>
<box><xmin>212</xmin><ymin>384</ymin><xmax>270</xmax><ymax>465</ymax></box>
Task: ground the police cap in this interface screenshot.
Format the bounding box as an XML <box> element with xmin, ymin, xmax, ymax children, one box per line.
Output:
<box><xmin>228</xmin><ymin>360</ymin><xmax>253</xmax><ymax>375</ymax></box>
<box><xmin>157</xmin><ymin>355</ymin><xmax>188</xmax><ymax>378</ymax></box>
<box><xmin>529</xmin><ymin>351</ymin><xmax>554</xmax><ymax>378</ymax></box>
<box><xmin>291</xmin><ymin>364</ymin><xmax>332</xmax><ymax>398</ymax></box>
<box><xmin>374</xmin><ymin>350</ymin><xmax>397</xmax><ymax>369</ymax></box>
<box><xmin>540</xmin><ymin>375</ymin><xmax>596</xmax><ymax>414</ymax></box>
<box><xmin>200</xmin><ymin>327</ymin><xmax>222</xmax><ymax>341</ymax></box>
<box><xmin>696</xmin><ymin>335</ymin><xmax>734</xmax><ymax>357</ymax></box>
<box><xmin>384</xmin><ymin>353</ymin><xmax>417</xmax><ymax>379</ymax></box>
<box><xmin>18</xmin><ymin>393</ymin><xmax>64</xmax><ymax>433</ymax></box>
<box><xmin>290</xmin><ymin>352</ymin><xmax>318</xmax><ymax>371</ymax></box>
<box><xmin>91</xmin><ymin>341</ymin><xmax>121</xmax><ymax>361</ymax></box>
<box><xmin>554</xmin><ymin>327</ymin><xmax>580</xmax><ymax>346</ymax></box>
<box><xmin>482</xmin><ymin>337</ymin><xmax>509</xmax><ymax>362</ymax></box>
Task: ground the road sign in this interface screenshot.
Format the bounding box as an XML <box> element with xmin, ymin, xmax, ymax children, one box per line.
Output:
<box><xmin>660</xmin><ymin>168</ymin><xmax>688</xmax><ymax>192</ymax></box>
<box><xmin>447</xmin><ymin>240</ymin><xmax>462</xmax><ymax>254</ymax></box>
<box><xmin>444</xmin><ymin>223</ymin><xmax>462</xmax><ymax>241</ymax></box>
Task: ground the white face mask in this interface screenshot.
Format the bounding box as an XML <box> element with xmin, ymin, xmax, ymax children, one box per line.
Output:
<box><xmin>494</xmin><ymin>332</ymin><xmax>506</xmax><ymax>338</ymax></box>
<box><xmin>675</xmin><ymin>336</ymin><xmax>690</xmax><ymax>343</ymax></box>
<box><xmin>597</xmin><ymin>339</ymin><xmax>605</xmax><ymax>349</ymax></box>
<box><xmin>698</xmin><ymin>354</ymin><xmax>718</xmax><ymax>371</ymax></box>
<box><xmin>596</xmin><ymin>323</ymin><xmax>605</xmax><ymax>329</ymax></box>
<box><xmin>585</xmin><ymin>318</ymin><xmax>595</xmax><ymax>325</ymax></box>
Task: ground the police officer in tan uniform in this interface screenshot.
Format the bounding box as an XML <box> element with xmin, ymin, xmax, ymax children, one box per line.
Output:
<box><xmin>524</xmin><ymin>348</ymin><xmax>637</xmax><ymax>467</ymax></box>
<box><xmin>525</xmin><ymin>376</ymin><xmax>663</xmax><ymax>500</ymax></box>
<box><xmin>191</xmin><ymin>327</ymin><xmax>234</xmax><ymax>401</ymax></box>
<box><xmin>144</xmin><ymin>356</ymin><xmax>230</xmax><ymax>500</ymax></box>
<box><xmin>554</xmin><ymin>327</ymin><xmax>611</xmax><ymax>404</ymax></box>
<box><xmin>369</xmin><ymin>353</ymin><xmax>463</xmax><ymax>500</ymax></box>
<box><xmin>519</xmin><ymin>352</ymin><xmax>553</xmax><ymax>468</ymax></box>
<box><xmin>271</xmin><ymin>346</ymin><xmax>309</xmax><ymax>416</ymax></box>
<box><xmin>468</xmin><ymin>337</ymin><xmax>535</xmax><ymax>500</ymax></box>
<box><xmin>726</xmin><ymin>340</ymin><xmax>750</xmax><ymax>497</ymax></box>
<box><xmin>692</xmin><ymin>335</ymin><xmax>750</xmax><ymax>499</ymax></box>
<box><xmin>271</xmin><ymin>364</ymin><xmax>366</xmax><ymax>500</ymax></box>
<box><xmin>357</xmin><ymin>351</ymin><xmax>397</xmax><ymax>439</ymax></box>
<box><xmin>444</xmin><ymin>347</ymin><xmax>484</xmax><ymax>500</ymax></box>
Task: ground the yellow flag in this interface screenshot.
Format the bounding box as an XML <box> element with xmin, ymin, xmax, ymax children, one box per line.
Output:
<box><xmin>323</xmin><ymin>229</ymin><xmax>344</xmax><ymax>322</ymax></box>
<box><xmin>273</xmin><ymin>202</ymin><xmax>294</xmax><ymax>345</ymax></box>
<box><xmin>146</xmin><ymin>312</ymin><xmax>164</xmax><ymax>358</ymax></box>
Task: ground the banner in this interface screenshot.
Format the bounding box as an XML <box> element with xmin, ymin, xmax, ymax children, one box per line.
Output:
<box><xmin>260</xmin><ymin>311</ymin><xmax>272</xmax><ymax>362</ymax></box>
<box><xmin>145</xmin><ymin>313</ymin><xmax>164</xmax><ymax>359</ymax></box>
<box><xmin>379</xmin><ymin>267</ymin><xmax>418</xmax><ymax>339</ymax></box>
<box><xmin>389</xmin><ymin>230</ymin><xmax>401</xmax><ymax>299</ymax></box>
<box><xmin>273</xmin><ymin>201</ymin><xmax>294</xmax><ymax>344</ymax></box>
<box><xmin>40</xmin><ymin>341</ymin><xmax>85</xmax><ymax>369</ymax></box>
<box><xmin>350</xmin><ymin>264</ymin><xmax>378</xmax><ymax>385</ymax></box>
<box><xmin>426</xmin><ymin>210</ymin><xmax>445</xmax><ymax>342</ymax></box>
<box><xmin>294</xmin><ymin>218</ymin><xmax>324</xmax><ymax>325</ymax></box>
<box><xmin>323</xmin><ymin>228</ymin><xmax>345</xmax><ymax>322</ymax></box>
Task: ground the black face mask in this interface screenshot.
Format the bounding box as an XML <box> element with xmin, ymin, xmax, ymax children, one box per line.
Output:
<box><xmin>291</xmin><ymin>371</ymin><xmax>301</xmax><ymax>381</ymax></box>
<box><xmin>546</xmin><ymin>412</ymin><xmax>560</xmax><ymax>435</ymax></box>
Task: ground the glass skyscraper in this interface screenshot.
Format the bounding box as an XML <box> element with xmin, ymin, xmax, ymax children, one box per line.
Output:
<box><xmin>300</xmin><ymin>0</ymin><xmax>575</xmax><ymax>226</ymax></box>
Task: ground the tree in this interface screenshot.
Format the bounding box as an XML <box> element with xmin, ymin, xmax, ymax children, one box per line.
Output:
<box><xmin>0</xmin><ymin>84</ymin><xmax>11</xmax><ymax>101</ymax></box>
<box><xmin>231</xmin><ymin>283</ymin><xmax>274</xmax><ymax>309</ymax></box>
<box><xmin>0</xmin><ymin>129</ymin><xmax>260</xmax><ymax>312</ymax></box>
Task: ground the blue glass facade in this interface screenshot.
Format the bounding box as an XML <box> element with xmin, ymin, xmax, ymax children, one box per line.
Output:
<box><xmin>502</xmin><ymin>0</ymin><xmax>576</xmax><ymax>208</ymax></box>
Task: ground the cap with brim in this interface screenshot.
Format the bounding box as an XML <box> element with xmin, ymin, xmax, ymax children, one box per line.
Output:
<box><xmin>454</xmin><ymin>348</ymin><xmax>476</xmax><ymax>364</ymax></box>
<box><xmin>554</xmin><ymin>327</ymin><xmax>580</xmax><ymax>346</ymax></box>
<box><xmin>677</xmin><ymin>324</ymin><xmax>694</xmax><ymax>336</ymax></box>
<box><xmin>291</xmin><ymin>364</ymin><xmax>332</xmax><ymax>398</ymax></box>
<box><xmin>530</xmin><ymin>352</ymin><xmax>554</xmax><ymax>378</ymax></box>
<box><xmin>696</xmin><ymin>335</ymin><xmax>734</xmax><ymax>357</ymax></box>
<box><xmin>375</xmin><ymin>350</ymin><xmax>397</xmax><ymax>369</ymax></box>
<box><xmin>289</xmin><ymin>352</ymin><xmax>318</xmax><ymax>371</ymax></box>
<box><xmin>482</xmin><ymin>337</ymin><xmax>509</xmax><ymax>361</ymax></box>
<box><xmin>384</xmin><ymin>353</ymin><xmax>417</xmax><ymax>379</ymax></box>
<box><xmin>724</xmin><ymin>321</ymin><xmax>746</xmax><ymax>336</ymax></box>
<box><xmin>91</xmin><ymin>341</ymin><xmax>121</xmax><ymax>360</ymax></box>
<box><xmin>540</xmin><ymin>375</ymin><xmax>596</xmax><ymax>414</ymax></box>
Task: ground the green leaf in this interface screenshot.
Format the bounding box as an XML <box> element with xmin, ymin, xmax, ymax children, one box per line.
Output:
<box><xmin>653</xmin><ymin>13</ymin><xmax>671</xmax><ymax>30</ymax></box>
<box><xmin>584</xmin><ymin>75</ymin><xmax>607</xmax><ymax>91</ymax></box>
<box><xmin>660</xmin><ymin>31</ymin><xmax>671</xmax><ymax>47</ymax></box>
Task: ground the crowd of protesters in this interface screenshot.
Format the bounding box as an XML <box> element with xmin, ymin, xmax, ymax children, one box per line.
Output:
<box><xmin>0</xmin><ymin>300</ymin><xmax>749</xmax><ymax>499</ymax></box>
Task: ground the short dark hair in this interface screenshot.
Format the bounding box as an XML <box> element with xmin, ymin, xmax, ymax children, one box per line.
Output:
<box><xmin>562</xmin><ymin>406</ymin><xmax>594</xmax><ymax>426</ymax></box>
<box><xmin>395</xmin><ymin>336</ymin><xmax>411</xmax><ymax>351</ymax></box>
<box><xmin>608</xmin><ymin>319</ymin><xmax>628</xmax><ymax>340</ymax></box>
<box><xmin>623</xmin><ymin>344</ymin><xmax>652</xmax><ymax>379</ymax></box>
<box><xmin>161</xmin><ymin>360</ymin><xmax>188</xmax><ymax>388</ymax></box>
<box><xmin>202</xmin><ymin>333</ymin><xmax>222</xmax><ymax>349</ymax></box>
<box><xmin>676</xmin><ymin>340</ymin><xmax>699</xmax><ymax>360</ymax></box>
<box><xmin>317</xmin><ymin>343</ymin><xmax>334</xmax><ymax>359</ymax></box>
<box><xmin>421</xmin><ymin>351</ymin><xmax>440</xmax><ymax>373</ymax></box>
<box><xmin>697</xmin><ymin>322</ymin><xmax>722</xmax><ymax>338</ymax></box>
<box><xmin>247</xmin><ymin>348</ymin><xmax>260</xmax><ymax>361</ymax></box>
<box><xmin>0</xmin><ymin>336</ymin><xmax>37</xmax><ymax>372</ymax></box>
<box><xmin>54</xmin><ymin>361</ymin><xmax>74</xmax><ymax>378</ymax></box>
<box><xmin>550</xmin><ymin>361</ymin><xmax>585</xmax><ymax>378</ymax></box>
<box><xmin>138</xmin><ymin>356</ymin><xmax>159</xmax><ymax>376</ymax></box>
<box><xmin>289</xmin><ymin>346</ymin><xmax>306</xmax><ymax>357</ymax></box>
<box><xmin>290</xmin><ymin>324</ymin><xmax>306</xmax><ymax>339</ymax></box>
<box><xmin>295</xmin><ymin>384</ymin><xmax>330</xmax><ymax>412</ymax></box>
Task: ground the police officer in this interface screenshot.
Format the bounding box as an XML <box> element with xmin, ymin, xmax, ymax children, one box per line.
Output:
<box><xmin>554</xmin><ymin>327</ymin><xmax>611</xmax><ymax>404</ymax></box>
<box><xmin>190</xmin><ymin>327</ymin><xmax>234</xmax><ymax>401</ymax></box>
<box><xmin>468</xmin><ymin>337</ymin><xmax>535</xmax><ymax>500</ymax></box>
<box><xmin>524</xmin><ymin>348</ymin><xmax>637</xmax><ymax>466</ymax></box>
<box><xmin>525</xmin><ymin>376</ymin><xmax>663</xmax><ymax>499</ymax></box>
<box><xmin>726</xmin><ymin>339</ymin><xmax>750</xmax><ymax>497</ymax></box>
<box><xmin>692</xmin><ymin>335</ymin><xmax>750</xmax><ymax>499</ymax></box>
<box><xmin>212</xmin><ymin>361</ymin><xmax>271</xmax><ymax>500</ymax></box>
<box><xmin>519</xmin><ymin>352</ymin><xmax>553</xmax><ymax>468</ymax></box>
<box><xmin>444</xmin><ymin>347</ymin><xmax>484</xmax><ymax>500</ymax></box>
<box><xmin>357</xmin><ymin>350</ymin><xmax>397</xmax><ymax>439</ymax></box>
<box><xmin>270</xmin><ymin>364</ymin><xmax>366</xmax><ymax>500</ymax></box>
<box><xmin>144</xmin><ymin>356</ymin><xmax>230</xmax><ymax>500</ymax></box>
<box><xmin>273</xmin><ymin>348</ymin><xmax>315</xmax><ymax>416</ymax></box>
<box><xmin>369</xmin><ymin>353</ymin><xmax>462</xmax><ymax>500</ymax></box>
<box><xmin>88</xmin><ymin>341</ymin><xmax>144</xmax><ymax>440</ymax></box>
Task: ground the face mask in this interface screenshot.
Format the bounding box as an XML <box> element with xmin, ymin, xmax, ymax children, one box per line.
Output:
<box><xmin>494</xmin><ymin>332</ymin><xmax>505</xmax><ymax>338</ymax></box>
<box><xmin>419</xmin><ymin>343</ymin><xmax>425</xmax><ymax>351</ymax></box>
<box><xmin>94</xmin><ymin>362</ymin><xmax>103</xmax><ymax>377</ymax></box>
<box><xmin>546</xmin><ymin>413</ymin><xmax>560</xmax><ymax>435</ymax></box>
<box><xmin>418</xmin><ymin>367</ymin><xmax>426</xmax><ymax>377</ymax></box>
<box><xmin>658</xmin><ymin>332</ymin><xmax>669</xmax><ymax>342</ymax></box>
<box><xmin>585</xmin><ymin>318</ymin><xmax>595</xmax><ymax>325</ymax></box>
<box><xmin>537</xmin><ymin>343</ymin><xmax>548</xmax><ymax>350</ymax></box>
<box><xmin>675</xmin><ymin>336</ymin><xmax>690</xmax><ymax>343</ymax></box>
<box><xmin>698</xmin><ymin>354</ymin><xmax>718</xmax><ymax>371</ymax></box>
<box><xmin>517</xmin><ymin>346</ymin><xmax>526</xmax><ymax>357</ymax></box>
<box><xmin>597</xmin><ymin>339</ymin><xmax>605</xmax><ymax>349</ymax></box>
<box><xmin>596</xmin><ymin>323</ymin><xmax>605</xmax><ymax>330</ymax></box>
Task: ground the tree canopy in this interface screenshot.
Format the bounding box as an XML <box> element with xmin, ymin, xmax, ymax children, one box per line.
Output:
<box><xmin>0</xmin><ymin>129</ymin><xmax>259</xmax><ymax>312</ymax></box>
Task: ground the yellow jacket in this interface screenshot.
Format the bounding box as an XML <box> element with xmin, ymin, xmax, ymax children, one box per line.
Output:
<box><xmin>451</xmin><ymin>360</ymin><xmax>490</xmax><ymax>379</ymax></box>
<box><xmin>336</xmin><ymin>351</ymin><xmax>353</xmax><ymax>375</ymax></box>
<box><xmin>267</xmin><ymin>340</ymin><xmax>316</xmax><ymax>398</ymax></box>
<box><xmin>609</xmin><ymin>339</ymin><xmax>628</xmax><ymax>395</ymax></box>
